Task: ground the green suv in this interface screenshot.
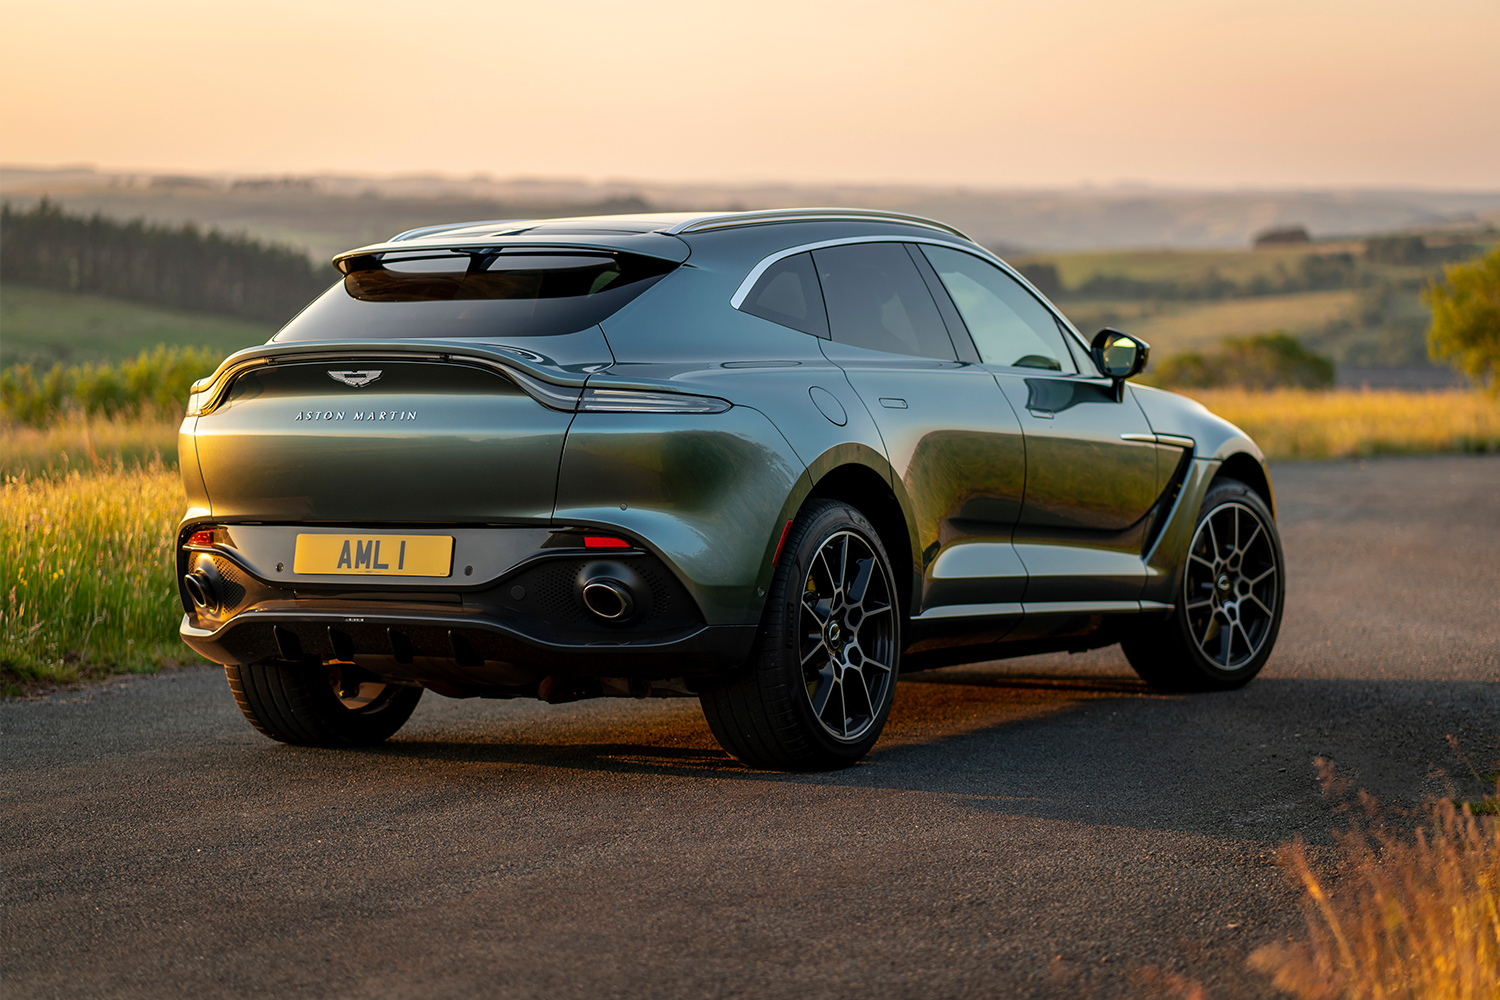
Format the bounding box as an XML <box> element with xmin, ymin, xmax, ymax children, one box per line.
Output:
<box><xmin>177</xmin><ymin>209</ymin><xmax>1284</xmax><ymax>770</ymax></box>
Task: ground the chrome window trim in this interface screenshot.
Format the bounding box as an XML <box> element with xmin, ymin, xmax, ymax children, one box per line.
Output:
<box><xmin>730</xmin><ymin>236</ymin><xmax>1099</xmax><ymax>366</ymax></box>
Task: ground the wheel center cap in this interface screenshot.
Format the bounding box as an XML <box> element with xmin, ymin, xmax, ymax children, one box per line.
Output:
<box><xmin>1217</xmin><ymin>574</ymin><xmax>1233</xmax><ymax>593</ymax></box>
<box><xmin>827</xmin><ymin>621</ymin><xmax>842</xmax><ymax>644</ymax></box>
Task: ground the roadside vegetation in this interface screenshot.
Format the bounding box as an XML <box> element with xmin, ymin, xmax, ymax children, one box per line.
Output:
<box><xmin>1</xmin><ymin>463</ymin><xmax>187</xmax><ymax>694</ymax></box>
<box><xmin>1250</xmin><ymin>759</ymin><xmax>1499</xmax><ymax>1000</ymax></box>
<box><xmin>1</xmin><ymin>344</ymin><xmax>224</xmax><ymax>426</ymax></box>
<box><xmin>1178</xmin><ymin>388</ymin><xmax>1500</xmax><ymax>460</ymax></box>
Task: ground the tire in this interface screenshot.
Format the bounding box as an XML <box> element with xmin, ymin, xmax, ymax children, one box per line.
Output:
<box><xmin>224</xmin><ymin>660</ymin><xmax>422</xmax><ymax>747</ymax></box>
<box><xmin>699</xmin><ymin>500</ymin><xmax>902</xmax><ymax>771</ymax></box>
<box><xmin>1123</xmin><ymin>477</ymin><xmax>1285</xmax><ymax>691</ymax></box>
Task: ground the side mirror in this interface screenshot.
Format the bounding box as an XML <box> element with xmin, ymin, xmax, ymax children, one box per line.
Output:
<box><xmin>1091</xmin><ymin>328</ymin><xmax>1150</xmax><ymax>400</ymax></box>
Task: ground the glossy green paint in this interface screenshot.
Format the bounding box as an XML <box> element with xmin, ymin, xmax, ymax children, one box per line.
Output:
<box><xmin>175</xmin><ymin>211</ymin><xmax>1280</xmax><ymax>683</ymax></box>
<box><xmin>553</xmin><ymin>407</ymin><xmax>804</xmax><ymax>625</ymax></box>
<box><xmin>194</xmin><ymin>360</ymin><xmax>574</xmax><ymax>523</ymax></box>
<box><xmin>823</xmin><ymin>344</ymin><xmax>1028</xmax><ymax>613</ymax></box>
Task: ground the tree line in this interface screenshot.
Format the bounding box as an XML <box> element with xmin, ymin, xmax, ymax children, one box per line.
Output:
<box><xmin>0</xmin><ymin>200</ymin><xmax>333</xmax><ymax>323</ymax></box>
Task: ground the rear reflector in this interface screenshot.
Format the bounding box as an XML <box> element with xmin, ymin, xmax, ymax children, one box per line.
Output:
<box><xmin>584</xmin><ymin>536</ymin><xmax>631</xmax><ymax>549</ymax></box>
<box><xmin>187</xmin><ymin>529</ymin><xmax>215</xmax><ymax>548</ymax></box>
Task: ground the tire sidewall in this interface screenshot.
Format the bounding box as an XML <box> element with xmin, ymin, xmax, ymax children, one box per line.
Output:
<box><xmin>766</xmin><ymin>501</ymin><xmax>902</xmax><ymax>763</ymax></box>
<box><xmin>1172</xmin><ymin>480</ymin><xmax>1285</xmax><ymax>686</ymax></box>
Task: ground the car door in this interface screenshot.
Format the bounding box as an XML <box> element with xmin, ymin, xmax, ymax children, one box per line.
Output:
<box><xmin>809</xmin><ymin>241</ymin><xmax>1028</xmax><ymax>626</ymax></box>
<box><xmin>916</xmin><ymin>243</ymin><xmax>1163</xmax><ymax>608</ymax></box>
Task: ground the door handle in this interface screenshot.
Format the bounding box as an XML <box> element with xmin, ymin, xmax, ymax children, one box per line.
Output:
<box><xmin>879</xmin><ymin>397</ymin><xmax>908</xmax><ymax>409</ymax></box>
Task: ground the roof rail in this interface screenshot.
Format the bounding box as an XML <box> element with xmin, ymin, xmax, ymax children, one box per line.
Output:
<box><xmin>665</xmin><ymin>208</ymin><xmax>970</xmax><ymax>240</ymax></box>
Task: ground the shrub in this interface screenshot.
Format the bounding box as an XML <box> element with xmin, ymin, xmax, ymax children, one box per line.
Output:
<box><xmin>1425</xmin><ymin>245</ymin><xmax>1500</xmax><ymax>396</ymax></box>
<box><xmin>1153</xmin><ymin>332</ymin><xmax>1334</xmax><ymax>390</ymax></box>
<box><xmin>1</xmin><ymin>344</ymin><xmax>222</xmax><ymax>426</ymax></box>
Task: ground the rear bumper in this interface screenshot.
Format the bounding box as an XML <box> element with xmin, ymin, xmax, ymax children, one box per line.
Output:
<box><xmin>179</xmin><ymin>606</ymin><xmax>756</xmax><ymax>686</ymax></box>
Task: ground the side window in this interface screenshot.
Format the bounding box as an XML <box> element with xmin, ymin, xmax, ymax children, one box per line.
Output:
<box><xmin>919</xmin><ymin>245</ymin><xmax>1077</xmax><ymax>373</ymax></box>
<box><xmin>812</xmin><ymin>243</ymin><xmax>956</xmax><ymax>360</ymax></box>
<box><xmin>738</xmin><ymin>252</ymin><xmax>828</xmax><ymax>337</ymax></box>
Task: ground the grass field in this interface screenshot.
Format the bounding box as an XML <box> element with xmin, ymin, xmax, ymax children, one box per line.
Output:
<box><xmin>1</xmin><ymin>415</ymin><xmax>182</xmax><ymax>477</ymax></box>
<box><xmin>1061</xmin><ymin>289</ymin><xmax>1361</xmax><ymax>357</ymax></box>
<box><xmin>1182</xmin><ymin>388</ymin><xmax>1500</xmax><ymax>459</ymax></box>
<box><xmin>0</xmin><ymin>284</ymin><xmax>273</xmax><ymax>366</ymax></box>
<box><xmin>1019</xmin><ymin>244</ymin><xmax>1321</xmax><ymax>288</ymax></box>
<box><xmin>1</xmin><ymin>464</ymin><xmax>188</xmax><ymax>692</ymax></box>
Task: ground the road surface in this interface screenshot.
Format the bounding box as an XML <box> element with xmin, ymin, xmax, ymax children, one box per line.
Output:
<box><xmin>4</xmin><ymin>454</ymin><xmax>1497</xmax><ymax>999</ymax></box>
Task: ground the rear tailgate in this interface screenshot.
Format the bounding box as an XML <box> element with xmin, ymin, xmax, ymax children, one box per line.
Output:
<box><xmin>192</xmin><ymin>350</ymin><xmax>577</xmax><ymax>523</ymax></box>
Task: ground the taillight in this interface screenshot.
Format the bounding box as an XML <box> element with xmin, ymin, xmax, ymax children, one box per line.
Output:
<box><xmin>187</xmin><ymin>529</ymin><xmax>215</xmax><ymax>548</ymax></box>
<box><xmin>584</xmin><ymin>535</ymin><xmax>631</xmax><ymax>549</ymax></box>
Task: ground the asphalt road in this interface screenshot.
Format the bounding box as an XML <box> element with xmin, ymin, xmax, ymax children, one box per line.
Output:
<box><xmin>4</xmin><ymin>454</ymin><xmax>1498</xmax><ymax>999</ymax></box>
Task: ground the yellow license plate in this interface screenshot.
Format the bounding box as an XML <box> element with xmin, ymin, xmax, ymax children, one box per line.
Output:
<box><xmin>293</xmin><ymin>534</ymin><xmax>453</xmax><ymax>577</ymax></box>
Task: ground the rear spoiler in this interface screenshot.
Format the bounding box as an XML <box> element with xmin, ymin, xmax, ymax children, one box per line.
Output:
<box><xmin>331</xmin><ymin>232</ymin><xmax>691</xmax><ymax>272</ymax></box>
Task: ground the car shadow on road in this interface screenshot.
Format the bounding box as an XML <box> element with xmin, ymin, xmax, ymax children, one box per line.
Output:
<box><xmin>361</xmin><ymin>667</ymin><xmax>1498</xmax><ymax>842</ymax></box>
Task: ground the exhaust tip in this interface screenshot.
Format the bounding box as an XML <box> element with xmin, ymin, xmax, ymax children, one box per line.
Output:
<box><xmin>581</xmin><ymin>579</ymin><xmax>634</xmax><ymax>620</ymax></box>
<box><xmin>184</xmin><ymin>571</ymin><xmax>216</xmax><ymax>610</ymax></box>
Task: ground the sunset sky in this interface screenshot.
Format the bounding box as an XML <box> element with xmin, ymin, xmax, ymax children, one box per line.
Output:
<box><xmin>1</xmin><ymin>0</ymin><xmax>1496</xmax><ymax>189</ymax></box>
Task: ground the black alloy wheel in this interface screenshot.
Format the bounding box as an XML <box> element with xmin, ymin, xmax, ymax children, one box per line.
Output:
<box><xmin>1123</xmin><ymin>478</ymin><xmax>1285</xmax><ymax>691</ymax></box>
<box><xmin>699</xmin><ymin>499</ymin><xmax>901</xmax><ymax>770</ymax></box>
<box><xmin>225</xmin><ymin>660</ymin><xmax>423</xmax><ymax>746</ymax></box>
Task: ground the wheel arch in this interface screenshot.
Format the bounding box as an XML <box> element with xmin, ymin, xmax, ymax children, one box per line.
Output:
<box><xmin>1214</xmin><ymin>451</ymin><xmax>1275</xmax><ymax>516</ymax></box>
<box><xmin>804</xmin><ymin>463</ymin><xmax>915</xmax><ymax>620</ymax></box>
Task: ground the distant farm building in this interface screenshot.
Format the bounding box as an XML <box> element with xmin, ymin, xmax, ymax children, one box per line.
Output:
<box><xmin>1253</xmin><ymin>225</ymin><xmax>1311</xmax><ymax>247</ymax></box>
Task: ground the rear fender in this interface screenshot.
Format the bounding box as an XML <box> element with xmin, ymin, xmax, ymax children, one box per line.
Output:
<box><xmin>552</xmin><ymin>406</ymin><xmax>806</xmax><ymax>626</ymax></box>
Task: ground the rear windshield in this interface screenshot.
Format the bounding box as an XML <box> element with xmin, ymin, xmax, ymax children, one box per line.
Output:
<box><xmin>273</xmin><ymin>250</ymin><xmax>677</xmax><ymax>341</ymax></box>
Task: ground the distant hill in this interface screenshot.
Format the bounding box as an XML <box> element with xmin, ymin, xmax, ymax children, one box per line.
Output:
<box><xmin>3</xmin><ymin>166</ymin><xmax>1498</xmax><ymax>258</ymax></box>
<box><xmin>0</xmin><ymin>286</ymin><xmax>272</xmax><ymax>367</ymax></box>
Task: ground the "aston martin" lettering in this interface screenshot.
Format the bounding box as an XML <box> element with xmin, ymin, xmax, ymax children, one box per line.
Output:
<box><xmin>294</xmin><ymin>411</ymin><xmax>417</xmax><ymax>421</ymax></box>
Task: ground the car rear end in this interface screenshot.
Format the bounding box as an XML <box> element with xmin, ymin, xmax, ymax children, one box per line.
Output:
<box><xmin>176</xmin><ymin>232</ymin><xmax>760</xmax><ymax>701</ymax></box>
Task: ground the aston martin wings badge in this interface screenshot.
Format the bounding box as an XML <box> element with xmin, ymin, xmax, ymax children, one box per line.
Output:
<box><xmin>327</xmin><ymin>370</ymin><xmax>382</xmax><ymax>387</ymax></box>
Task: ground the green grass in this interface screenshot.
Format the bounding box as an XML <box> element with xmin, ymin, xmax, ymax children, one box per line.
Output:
<box><xmin>1013</xmin><ymin>235</ymin><xmax>1496</xmax><ymax>290</ymax></box>
<box><xmin>0</xmin><ymin>284</ymin><xmax>273</xmax><ymax>367</ymax></box>
<box><xmin>1</xmin><ymin>465</ymin><xmax>191</xmax><ymax>693</ymax></box>
<box><xmin>1016</xmin><ymin>245</ymin><xmax>1317</xmax><ymax>288</ymax></box>
<box><xmin>1076</xmin><ymin>289</ymin><xmax>1361</xmax><ymax>356</ymax></box>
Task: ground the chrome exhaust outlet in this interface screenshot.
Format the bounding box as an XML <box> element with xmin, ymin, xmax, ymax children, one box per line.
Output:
<box><xmin>576</xmin><ymin>560</ymin><xmax>645</xmax><ymax>623</ymax></box>
<box><xmin>184</xmin><ymin>555</ymin><xmax>224</xmax><ymax>612</ymax></box>
<box><xmin>184</xmin><ymin>571</ymin><xmax>216</xmax><ymax>610</ymax></box>
<box><xmin>581</xmin><ymin>579</ymin><xmax>634</xmax><ymax>620</ymax></box>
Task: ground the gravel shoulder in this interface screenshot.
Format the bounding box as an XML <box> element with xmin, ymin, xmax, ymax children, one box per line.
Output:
<box><xmin>3</xmin><ymin>454</ymin><xmax>1497</xmax><ymax>999</ymax></box>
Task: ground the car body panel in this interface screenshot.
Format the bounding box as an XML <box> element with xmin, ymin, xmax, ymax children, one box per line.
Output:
<box><xmin>175</xmin><ymin>210</ymin><xmax>1278</xmax><ymax>693</ymax></box>
<box><xmin>193</xmin><ymin>358</ymin><xmax>576</xmax><ymax>523</ymax></box>
<box><xmin>553</xmin><ymin>406</ymin><xmax>805</xmax><ymax>625</ymax></box>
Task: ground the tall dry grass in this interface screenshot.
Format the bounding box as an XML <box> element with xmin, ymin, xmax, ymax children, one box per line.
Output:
<box><xmin>1250</xmin><ymin>761</ymin><xmax>1500</xmax><ymax>1000</ymax></box>
<box><xmin>1</xmin><ymin>414</ymin><xmax>182</xmax><ymax>478</ymax></box>
<box><xmin>1</xmin><ymin>464</ymin><xmax>188</xmax><ymax>690</ymax></box>
<box><xmin>1186</xmin><ymin>388</ymin><xmax>1500</xmax><ymax>460</ymax></box>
